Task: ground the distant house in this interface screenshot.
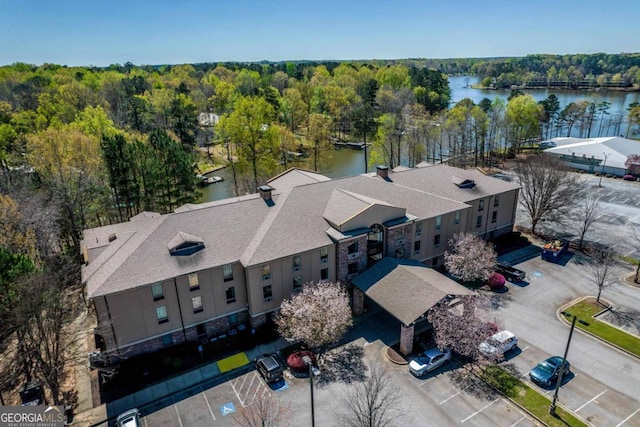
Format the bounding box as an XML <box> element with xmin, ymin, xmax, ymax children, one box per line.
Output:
<box><xmin>542</xmin><ymin>136</ymin><xmax>640</xmax><ymax>177</ymax></box>
<box><xmin>81</xmin><ymin>165</ymin><xmax>520</xmax><ymax>357</ymax></box>
<box><xmin>198</xmin><ymin>112</ymin><xmax>219</xmax><ymax>127</ymax></box>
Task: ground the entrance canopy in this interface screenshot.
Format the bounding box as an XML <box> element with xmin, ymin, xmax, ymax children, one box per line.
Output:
<box><xmin>351</xmin><ymin>258</ymin><xmax>474</xmax><ymax>326</ymax></box>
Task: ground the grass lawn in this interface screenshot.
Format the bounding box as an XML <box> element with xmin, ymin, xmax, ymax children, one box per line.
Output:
<box><xmin>483</xmin><ymin>366</ymin><xmax>587</xmax><ymax>427</ymax></box>
<box><xmin>562</xmin><ymin>299</ymin><xmax>640</xmax><ymax>357</ymax></box>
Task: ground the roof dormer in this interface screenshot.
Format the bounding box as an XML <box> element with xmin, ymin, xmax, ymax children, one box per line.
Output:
<box><xmin>168</xmin><ymin>231</ymin><xmax>205</xmax><ymax>256</ymax></box>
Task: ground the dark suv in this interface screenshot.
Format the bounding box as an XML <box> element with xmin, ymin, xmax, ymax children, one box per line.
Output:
<box><xmin>495</xmin><ymin>263</ymin><xmax>525</xmax><ymax>282</ymax></box>
<box><xmin>255</xmin><ymin>353</ymin><xmax>284</xmax><ymax>383</ymax></box>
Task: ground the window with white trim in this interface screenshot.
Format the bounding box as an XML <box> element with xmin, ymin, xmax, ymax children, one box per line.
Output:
<box><xmin>192</xmin><ymin>296</ymin><xmax>203</xmax><ymax>313</ymax></box>
<box><xmin>320</xmin><ymin>247</ymin><xmax>328</xmax><ymax>263</ymax></box>
<box><xmin>261</xmin><ymin>264</ymin><xmax>271</xmax><ymax>280</ymax></box>
<box><xmin>223</xmin><ymin>264</ymin><xmax>233</xmax><ymax>282</ymax></box>
<box><xmin>292</xmin><ymin>255</ymin><xmax>301</xmax><ymax>271</ymax></box>
<box><xmin>435</xmin><ymin>215</ymin><xmax>442</xmax><ymax>230</ymax></box>
<box><xmin>151</xmin><ymin>283</ymin><xmax>164</xmax><ymax>301</ymax></box>
<box><xmin>188</xmin><ymin>273</ymin><xmax>199</xmax><ymax>290</ymax></box>
<box><xmin>263</xmin><ymin>285</ymin><xmax>273</xmax><ymax>302</ymax></box>
<box><xmin>156</xmin><ymin>306</ymin><xmax>168</xmax><ymax>324</ymax></box>
<box><xmin>225</xmin><ymin>286</ymin><xmax>236</xmax><ymax>304</ymax></box>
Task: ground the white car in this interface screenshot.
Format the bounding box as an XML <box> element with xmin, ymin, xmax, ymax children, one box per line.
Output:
<box><xmin>409</xmin><ymin>347</ymin><xmax>451</xmax><ymax>376</ymax></box>
<box><xmin>479</xmin><ymin>330</ymin><xmax>518</xmax><ymax>360</ymax></box>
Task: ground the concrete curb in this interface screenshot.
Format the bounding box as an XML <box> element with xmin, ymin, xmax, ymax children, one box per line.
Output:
<box><xmin>557</xmin><ymin>296</ymin><xmax>640</xmax><ymax>361</ymax></box>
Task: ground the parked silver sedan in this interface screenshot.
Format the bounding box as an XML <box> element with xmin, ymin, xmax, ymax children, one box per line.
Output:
<box><xmin>409</xmin><ymin>347</ymin><xmax>451</xmax><ymax>376</ymax></box>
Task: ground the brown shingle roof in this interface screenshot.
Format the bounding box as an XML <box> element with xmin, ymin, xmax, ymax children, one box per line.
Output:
<box><xmin>351</xmin><ymin>258</ymin><xmax>474</xmax><ymax>325</ymax></box>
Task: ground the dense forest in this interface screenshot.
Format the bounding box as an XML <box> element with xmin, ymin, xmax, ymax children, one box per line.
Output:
<box><xmin>1</xmin><ymin>54</ymin><xmax>640</xmax><ymax>404</ymax></box>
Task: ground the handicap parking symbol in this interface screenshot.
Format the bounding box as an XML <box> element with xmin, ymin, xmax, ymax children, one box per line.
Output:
<box><xmin>220</xmin><ymin>402</ymin><xmax>236</xmax><ymax>416</ymax></box>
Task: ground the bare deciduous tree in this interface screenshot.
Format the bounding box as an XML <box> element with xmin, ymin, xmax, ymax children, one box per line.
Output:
<box><xmin>276</xmin><ymin>281</ymin><xmax>352</xmax><ymax>356</ymax></box>
<box><xmin>588</xmin><ymin>247</ymin><xmax>617</xmax><ymax>303</ymax></box>
<box><xmin>232</xmin><ymin>391</ymin><xmax>293</xmax><ymax>427</ymax></box>
<box><xmin>513</xmin><ymin>154</ymin><xmax>582</xmax><ymax>235</ymax></box>
<box><xmin>341</xmin><ymin>363</ymin><xmax>403</xmax><ymax>427</ymax></box>
<box><xmin>576</xmin><ymin>192</ymin><xmax>600</xmax><ymax>249</ymax></box>
<box><xmin>444</xmin><ymin>232</ymin><xmax>497</xmax><ymax>283</ymax></box>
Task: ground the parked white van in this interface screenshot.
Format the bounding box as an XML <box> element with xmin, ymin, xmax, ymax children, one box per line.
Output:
<box><xmin>479</xmin><ymin>330</ymin><xmax>518</xmax><ymax>360</ymax></box>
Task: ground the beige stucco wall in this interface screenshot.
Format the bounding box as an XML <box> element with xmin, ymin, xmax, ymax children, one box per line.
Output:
<box><xmin>340</xmin><ymin>205</ymin><xmax>406</xmax><ymax>232</ymax></box>
<box><xmin>246</xmin><ymin>245</ymin><xmax>336</xmax><ymax>317</ymax></box>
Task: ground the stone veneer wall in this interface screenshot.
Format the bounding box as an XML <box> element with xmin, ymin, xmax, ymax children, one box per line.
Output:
<box><xmin>336</xmin><ymin>235</ymin><xmax>368</xmax><ymax>282</ymax></box>
<box><xmin>385</xmin><ymin>223</ymin><xmax>413</xmax><ymax>259</ymax></box>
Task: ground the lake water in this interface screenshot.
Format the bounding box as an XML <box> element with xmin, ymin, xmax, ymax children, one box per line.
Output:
<box><xmin>200</xmin><ymin>76</ymin><xmax>640</xmax><ymax>202</ymax></box>
<box><xmin>448</xmin><ymin>76</ymin><xmax>640</xmax><ymax>130</ymax></box>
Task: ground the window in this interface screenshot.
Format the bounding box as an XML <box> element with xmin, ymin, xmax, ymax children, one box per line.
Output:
<box><xmin>225</xmin><ymin>286</ymin><xmax>236</xmax><ymax>304</ymax></box>
<box><xmin>476</xmin><ymin>215</ymin><xmax>483</xmax><ymax>228</ymax></box>
<box><xmin>347</xmin><ymin>241</ymin><xmax>359</xmax><ymax>255</ymax></box>
<box><xmin>320</xmin><ymin>247</ymin><xmax>328</xmax><ymax>264</ymax></box>
<box><xmin>229</xmin><ymin>313</ymin><xmax>238</xmax><ymax>325</ymax></box>
<box><xmin>293</xmin><ymin>276</ymin><xmax>302</xmax><ymax>292</ymax></box>
<box><xmin>435</xmin><ymin>215</ymin><xmax>442</xmax><ymax>230</ymax></box>
<box><xmin>192</xmin><ymin>296</ymin><xmax>203</xmax><ymax>313</ymax></box>
<box><xmin>398</xmin><ymin>227</ymin><xmax>405</xmax><ymax>238</ymax></box>
<box><xmin>263</xmin><ymin>285</ymin><xmax>273</xmax><ymax>302</ymax></box>
<box><xmin>348</xmin><ymin>262</ymin><xmax>358</xmax><ymax>275</ymax></box>
<box><xmin>415</xmin><ymin>221</ymin><xmax>422</xmax><ymax>236</ymax></box>
<box><xmin>223</xmin><ymin>264</ymin><xmax>233</xmax><ymax>282</ymax></box>
<box><xmin>455</xmin><ymin>211</ymin><xmax>461</xmax><ymax>225</ymax></box>
<box><xmin>432</xmin><ymin>257</ymin><xmax>439</xmax><ymax>267</ymax></box>
<box><xmin>478</xmin><ymin>199</ymin><xmax>485</xmax><ymax>211</ymax></box>
<box><xmin>156</xmin><ymin>306</ymin><xmax>168</xmax><ymax>324</ymax></box>
<box><xmin>188</xmin><ymin>273</ymin><xmax>199</xmax><ymax>291</ymax></box>
<box><xmin>261</xmin><ymin>264</ymin><xmax>271</xmax><ymax>281</ymax></box>
<box><xmin>434</xmin><ymin>234</ymin><xmax>441</xmax><ymax>247</ymax></box>
<box><xmin>491</xmin><ymin>211</ymin><xmax>497</xmax><ymax>223</ymax></box>
<box><xmin>321</xmin><ymin>268</ymin><xmax>329</xmax><ymax>281</ymax></box>
<box><xmin>494</xmin><ymin>195</ymin><xmax>500</xmax><ymax>207</ymax></box>
<box><xmin>151</xmin><ymin>283</ymin><xmax>164</xmax><ymax>301</ymax></box>
<box><xmin>292</xmin><ymin>255</ymin><xmax>301</xmax><ymax>272</ymax></box>
<box><xmin>414</xmin><ymin>240</ymin><xmax>421</xmax><ymax>254</ymax></box>
<box><xmin>162</xmin><ymin>334</ymin><xmax>173</xmax><ymax>347</ymax></box>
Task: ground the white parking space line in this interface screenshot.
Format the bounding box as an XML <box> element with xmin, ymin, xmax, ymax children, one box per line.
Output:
<box><xmin>461</xmin><ymin>398</ymin><xmax>499</xmax><ymax>423</ymax></box>
<box><xmin>616</xmin><ymin>408</ymin><xmax>640</xmax><ymax>427</ymax></box>
<box><xmin>575</xmin><ymin>389</ymin><xmax>607</xmax><ymax>412</ymax></box>
<box><xmin>202</xmin><ymin>391</ymin><xmax>216</xmax><ymax>421</ymax></box>
<box><xmin>418</xmin><ymin>377</ymin><xmax>436</xmax><ymax>387</ymax></box>
<box><xmin>611</xmin><ymin>215</ymin><xmax>621</xmax><ymax>223</ymax></box>
<box><xmin>635</xmin><ymin>201</ymin><xmax>640</xmax><ymax>206</ymax></box>
<box><xmin>231</xmin><ymin>377</ymin><xmax>246</xmax><ymax>407</ymax></box>
<box><xmin>621</xmin><ymin>198</ymin><xmax>630</xmax><ymax>204</ymax></box>
<box><xmin>143</xmin><ymin>417</ymin><xmax>149</xmax><ymax>427</ymax></box>
<box><xmin>625</xmin><ymin>249</ymin><xmax>637</xmax><ymax>256</ymax></box>
<box><xmin>520</xmin><ymin>346</ymin><xmax>530</xmax><ymax>352</ymax></box>
<box><xmin>510</xmin><ymin>416</ymin><xmax>526</xmax><ymax>427</ymax></box>
<box><xmin>174</xmin><ymin>405</ymin><xmax>184</xmax><ymax>427</ymax></box>
<box><xmin>440</xmin><ymin>390</ymin><xmax>462</xmax><ymax>404</ymax></box>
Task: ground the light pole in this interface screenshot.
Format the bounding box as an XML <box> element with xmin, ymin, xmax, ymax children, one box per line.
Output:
<box><xmin>549</xmin><ymin>315</ymin><xmax>577</xmax><ymax>415</ymax></box>
<box><xmin>302</xmin><ymin>355</ymin><xmax>316</xmax><ymax>427</ymax></box>
<box><xmin>599</xmin><ymin>152</ymin><xmax>610</xmax><ymax>187</ymax></box>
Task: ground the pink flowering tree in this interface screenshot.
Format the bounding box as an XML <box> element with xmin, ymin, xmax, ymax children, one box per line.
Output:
<box><xmin>444</xmin><ymin>232</ymin><xmax>497</xmax><ymax>283</ymax></box>
<box><xmin>427</xmin><ymin>294</ymin><xmax>500</xmax><ymax>362</ymax></box>
<box><xmin>276</xmin><ymin>281</ymin><xmax>353</xmax><ymax>356</ymax></box>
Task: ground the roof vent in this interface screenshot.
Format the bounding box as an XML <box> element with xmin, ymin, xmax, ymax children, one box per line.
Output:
<box><xmin>108</xmin><ymin>233</ymin><xmax>117</xmax><ymax>242</ymax></box>
<box><xmin>168</xmin><ymin>231</ymin><xmax>205</xmax><ymax>256</ymax></box>
<box><xmin>452</xmin><ymin>176</ymin><xmax>476</xmax><ymax>189</ymax></box>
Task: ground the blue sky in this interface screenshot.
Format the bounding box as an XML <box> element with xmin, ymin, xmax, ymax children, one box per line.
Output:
<box><xmin>1</xmin><ymin>0</ymin><xmax>639</xmax><ymax>66</ymax></box>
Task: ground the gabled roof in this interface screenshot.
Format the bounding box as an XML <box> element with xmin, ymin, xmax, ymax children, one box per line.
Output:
<box><xmin>351</xmin><ymin>258</ymin><xmax>474</xmax><ymax>326</ymax></box>
<box><xmin>323</xmin><ymin>189</ymin><xmax>405</xmax><ymax>232</ymax></box>
<box><xmin>82</xmin><ymin>164</ymin><xmax>513</xmax><ymax>297</ymax></box>
<box><xmin>267</xmin><ymin>167</ymin><xmax>332</xmax><ymax>190</ymax></box>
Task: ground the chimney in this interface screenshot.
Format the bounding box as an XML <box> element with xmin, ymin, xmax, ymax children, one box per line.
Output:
<box><xmin>258</xmin><ymin>185</ymin><xmax>273</xmax><ymax>203</ymax></box>
<box><xmin>376</xmin><ymin>165</ymin><xmax>389</xmax><ymax>180</ymax></box>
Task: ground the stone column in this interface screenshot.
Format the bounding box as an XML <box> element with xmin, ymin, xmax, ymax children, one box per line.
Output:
<box><xmin>352</xmin><ymin>288</ymin><xmax>364</xmax><ymax>315</ymax></box>
<box><xmin>399</xmin><ymin>323</ymin><xmax>414</xmax><ymax>355</ymax></box>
